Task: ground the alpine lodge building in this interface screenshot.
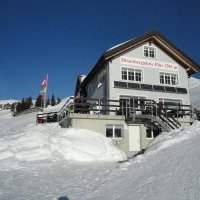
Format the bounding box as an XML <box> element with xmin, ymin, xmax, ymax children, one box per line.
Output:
<box><xmin>60</xmin><ymin>32</ymin><xmax>200</xmax><ymax>155</ymax></box>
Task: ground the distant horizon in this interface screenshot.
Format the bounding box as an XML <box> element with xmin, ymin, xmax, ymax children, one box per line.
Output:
<box><xmin>0</xmin><ymin>0</ymin><xmax>200</xmax><ymax>99</ymax></box>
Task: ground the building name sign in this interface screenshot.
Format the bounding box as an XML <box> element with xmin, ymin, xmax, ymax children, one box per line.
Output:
<box><xmin>120</xmin><ymin>57</ymin><xmax>179</xmax><ymax>71</ymax></box>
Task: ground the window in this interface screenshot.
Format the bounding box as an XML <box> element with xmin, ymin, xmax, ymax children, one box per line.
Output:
<box><xmin>115</xmin><ymin>127</ymin><xmax>122</xmax><ymax>137</ymax></box>
<box><xmin>165</xmin><ymin>73</ymin><xmax>171</xmax><ymax>85</ymax></box>
<box><xmin>114</xmin><ymin>81</ymin><xmax>127</xmax><ymax>88</ymax></box>
<box><xmin>160</xmin><ymin>73</ymin><xmax>164</xmax><ymax>84</ymax></box>
<box><xmin>159</xmin><ymin>98</ymin><xmax>181</xmax><ymax>104</ymax></box>
<box><xmin>128</xmin><ymin>69</ymin><xmax>134</xmax><ymax>81</ymax></box>
<box><xmin>171</xmin><ymin>74</ymin><xmax>178</xmax><ymax>85</ymax></box>
<box><xmin>106</xmin><ymin>125</ymin><xmax>123</xmax><ymax>138</ymax></box>
<box><xmin>106</xmin><ymin>127</ymin><xmax>113</xmax><ymax>138</ymax></box>
<box><xmin>120</xmin><ymin>96</ymin><xmax>146</xmax><ymax>114</ymax></box>
<box><xmin>160</xmin><ymin>72</ymin><xmax>178</xmax><ymax>86</ymax></box>
<box><xmin>146</xmin><ymin>128</ymin><xmax>161</xmax><ymax>138</ymax></box>
<box><xmin>176</xmin><ymin>87</ymin><xmax>187</xmax><ymax>94</ymax></box>
<box><xmin>122</xmin><ymin>68</ymin><xmax>127</xmax><ymax>80</ymax></box>
<box><xmin>146</xmin><ymin>128</ymin><xmax>153</xmax><ymax>138</ymax></box>
<box><xmin>144</xmin><ymin>47</ymin><xmax>149</xmax><ymax>57</ymax></box>
<box><xmin>144</xmin><ymin>46</ymin><xmax>156</xmax><ymax>58</ymax></box>
<box><xmin>121</xmin><ymin>68</ymin><xmax>142</xmax><ymax>82</ymax></box>
<box><xmin>135</xmin><ymin>70</ymin><xmax>142</xmax><ymax>81</ymax></box>
<box><xmin>149</xmin><ymin>49</ymin><xmax>155</xmax><ymax>58</ymax></box>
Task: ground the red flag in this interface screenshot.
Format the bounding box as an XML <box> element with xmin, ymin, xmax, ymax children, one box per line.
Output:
<box><xmin>40</xmin><ymin>74</ymin><xmax>48</xmax><ymax>94</ymax></box>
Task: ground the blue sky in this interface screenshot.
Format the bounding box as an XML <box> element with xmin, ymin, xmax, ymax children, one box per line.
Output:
<box><xmin>0</xmin><ymin>0</ymin><xmax>200</xmax><ymax>99</ymax></box>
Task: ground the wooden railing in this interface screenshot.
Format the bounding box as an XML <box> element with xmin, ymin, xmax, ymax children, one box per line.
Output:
<box><xmin>73</xmin><ymin>98</ymin><xmax>192</xmax><ymax>118</ymax></box>
<box><xmin>36</xmin><ymin>97</ymin><xmax>192</xmax><ymax>125</ymax></box>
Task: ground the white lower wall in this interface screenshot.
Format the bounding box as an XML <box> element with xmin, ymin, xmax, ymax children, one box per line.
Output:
<box><xmin>60</xmin><ymin>113</ymin><xmax>154</xmax><ymax>154</ymax></box>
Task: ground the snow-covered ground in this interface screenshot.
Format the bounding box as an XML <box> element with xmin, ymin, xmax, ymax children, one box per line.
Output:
<box><xmin>1</xmin><ymin>107</ymin><xmax>200</xmax><ymax>199</ymax></box>
<box><xmin>89</xmin><ymin>123</ymin><xmax>200</xmax><ymax>200</ymax></box>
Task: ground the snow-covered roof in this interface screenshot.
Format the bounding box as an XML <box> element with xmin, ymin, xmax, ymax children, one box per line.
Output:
<box><xmin>105</xmin><ymin>38</ymin><xmax>134</xmax><ymax>53</ymax></box>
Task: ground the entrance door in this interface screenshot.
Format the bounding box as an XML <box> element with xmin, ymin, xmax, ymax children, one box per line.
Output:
<box><xmin>128</xmin><ymin>125</ymin><xmax>141</xmax><ymax>152</ymax></box>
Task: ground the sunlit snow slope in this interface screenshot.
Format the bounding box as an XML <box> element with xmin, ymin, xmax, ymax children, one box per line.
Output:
<box><xmin>87</xmin><ymin>122</ymin><xmax>200</xmax><ymax>200</ymax></box>
<box><xmin>1</xmin><ymin>97</ymin><xmax>200</xmax><ymax>199</ymax></box>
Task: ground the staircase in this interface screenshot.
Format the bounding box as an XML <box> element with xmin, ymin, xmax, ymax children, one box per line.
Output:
<box><xmin>127</xmin><ymin>100</ymin><xmax>186</xmax><ymax>132</ymax></box>
<box><xmin>132</xmin><ymin>114</ymin><xmax>171</xmax><ymax>132</ymax></box>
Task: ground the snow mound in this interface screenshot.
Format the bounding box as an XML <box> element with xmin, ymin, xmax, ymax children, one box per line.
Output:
<box><xmin>50</xmin><ymin>127</ymin><xmax>126</xmax><ymax>162</ymax></box>
<box><xmin>0</xmin><ymin>125</ymin><xmax>126</xmax><ymax>163</ymax></box>
<box><xmin>0</xmin><ymin>111</ymin><xmax>126</xmax><ymax>164</ymax></box>
<box><xmin>145</xmin><ymin>123</ymin><xmax>200</xmax><ymax>155</ymax></box>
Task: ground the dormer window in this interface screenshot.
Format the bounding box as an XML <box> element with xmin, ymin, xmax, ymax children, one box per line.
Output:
<box><xmin>144</xmin><ymin>46</ymin><xmax>156</xmax><ymax>58</ymax></box>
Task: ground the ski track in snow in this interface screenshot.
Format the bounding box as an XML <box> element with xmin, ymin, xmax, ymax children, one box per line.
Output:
<box><xmin>0</xmin><ymin>110</ymin><xmax>200</xmax><ymax>199</ymax></box>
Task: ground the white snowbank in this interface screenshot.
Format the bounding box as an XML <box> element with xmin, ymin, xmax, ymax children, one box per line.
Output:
<box><xmin>189</xmin><ymin>77</ymin><xmax>200</xmax><ymax>89</ymax></box>
<box><xmin>2</xmin><ymin>110</ymin><xmax>200</xmax><ymax>199</ymax></box>
<box><xmin>87</xmin><ymin>122</ymin><xmax>200</xmax><ymax>200</ymax></box>
<box><xmin>189</xmin><ymin>77</ymin><xmax>200</xmax><ymax>108</ymax></box>
<box><xmin>143</xmin><ymin>123</ymin><xmax>199</xmax><ymax>157</ymax></box>
<box><xmin>50</xmin><ymin>127</ymin><xmax>126</xmax><ymax>162</ymax></box>
<box><xmin>0</xmin><ymin>111</ymin><xmax>126</xmax><ymax>163</ymax></box>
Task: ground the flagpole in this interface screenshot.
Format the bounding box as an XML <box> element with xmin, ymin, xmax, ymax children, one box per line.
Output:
<box><xmin>40</xmin><ymin>74</ymin><xmax>48</xmax><ymax>111</ymax></box>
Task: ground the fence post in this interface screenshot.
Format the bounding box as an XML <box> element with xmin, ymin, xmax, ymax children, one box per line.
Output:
<box><xmin>155</xmin><ymin>103</ymin><xmax>157</xmax><ymax>117</ymax></box>
<box><xmin>190</xmin><ymin>106</ymin><xmax>193</xmax><ymax>122</ymax></box>
<box><xmin>57</xmin><ymin>112</ymin><xmax>60</xmax><ymax>122</ymax></box>
<box><xmin>98</xmin><ymin>98</ymin><xmax>101</xmax><ymax>115</ymax></box>
<box><xmin>121</xmin><ymin>100</ymin><xmax>124</xmax><ymax>116</ymax></box>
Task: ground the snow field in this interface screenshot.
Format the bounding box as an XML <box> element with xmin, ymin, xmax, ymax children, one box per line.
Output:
<box><xmin>1</xmin><ymin>98</ymin><xmax>200</xmax><ymax>199</ymax></box>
